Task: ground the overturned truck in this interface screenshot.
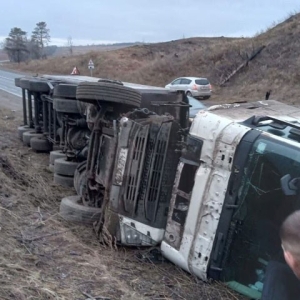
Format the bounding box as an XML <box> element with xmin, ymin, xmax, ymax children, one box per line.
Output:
<box><xmin>15</xmin><ymin>75</ymin><xmax>189</xmax><ymax>246</ymax></box>
<box><xmin>15</xmin><ymin>75</ymin><xmax>300</xmax><ymax>299</ymax></box>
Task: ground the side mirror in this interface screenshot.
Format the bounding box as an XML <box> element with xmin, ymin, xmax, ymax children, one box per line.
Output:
<box><xmin>280</xmin><ymin>174</ymin><xmax>300</xmax><ymax>196</ymax></box>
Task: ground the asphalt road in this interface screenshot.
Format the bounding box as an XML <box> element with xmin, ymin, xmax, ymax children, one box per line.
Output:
<box><xmin>0</xmin><ymin>69</ymin><xmax>23</xmax><ymax>97</ymax></box>
<box><xmin>0</xmin><ymin>69</ymin><xmax>24</xmax><ymax>111</ymax></box>
<box><xmin>0</xmin><ymin>68</ymin><xmax>220</xmax><ymax>114</ymax></box>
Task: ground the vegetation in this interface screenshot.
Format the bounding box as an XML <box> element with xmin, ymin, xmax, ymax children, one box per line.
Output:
<box><xmin>4</xmin><ymin>27</ymin><xmax>28</xmax><ymax>63</ymax></box>
<box><xmin>4</xmin><ymin>12</ymin><xmax>300</xmax><ymax>105</ymax></box>
<box><xmin>3</xmin><ymin>21</ymin><xmax>51</xmax><ymax>63</ymax></box>
<box><xmin>31</xmin><ymin>21</ymin><xmax>51</xmax><ymax>58</ymax></box>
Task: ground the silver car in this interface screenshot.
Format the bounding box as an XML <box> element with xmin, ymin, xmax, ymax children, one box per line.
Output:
<box><xmin>165</xmin><ymin>77</ymin><xmax>212</xmax><ymax>99</ymax></box>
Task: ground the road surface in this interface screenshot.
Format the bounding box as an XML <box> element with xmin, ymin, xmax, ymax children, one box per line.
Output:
<box><xmin>0</xmin><ymin>69</ymin><xmax>24</xmax><ymax>111</ymax></box>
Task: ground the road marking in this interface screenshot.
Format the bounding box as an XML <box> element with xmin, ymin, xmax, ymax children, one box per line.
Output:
<box><xmin>0</xmin><ymin>75</ymin><xmax>14</xmax><ymax>81</ymax></box>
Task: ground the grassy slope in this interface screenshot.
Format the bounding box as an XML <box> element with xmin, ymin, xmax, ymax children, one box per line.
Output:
<box><xmin>6</xmin><ymin>13</ymin><xmax>300</xmax><ymax>104</ymax></box>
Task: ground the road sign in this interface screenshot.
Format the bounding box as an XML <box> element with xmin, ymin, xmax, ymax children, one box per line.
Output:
<box><xmin>71</xmin><ymin>66</ymin><xmax>80</xmax><ymax>75</ymax></box>
<box><xmin>88</xmin><ymin>59</ymin><xmax>94</xmax><ymax>69</ymax></box>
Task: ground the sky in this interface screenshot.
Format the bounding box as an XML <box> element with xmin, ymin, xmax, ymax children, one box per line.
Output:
<box><xmin>0</xmin><ymin>0</ymin><xmax>299</xmax><ymax>46</ymax></box>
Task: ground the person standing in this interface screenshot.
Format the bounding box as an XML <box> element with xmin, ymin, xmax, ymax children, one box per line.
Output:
<box><xmin>262</xmin><ymin>210</ymin><xmax>300</xmax><ymax>299</ymax></box>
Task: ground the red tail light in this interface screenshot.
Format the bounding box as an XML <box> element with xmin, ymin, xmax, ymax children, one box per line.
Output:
<box><xmin>209</xmin><ymin>84</ymin><xmax>212</xmax><ymax>91</ymax></box>
<box><xmin>192</xmin><ymin>84</ymin><xmax>198</xmax><ymax>90</ymax></box>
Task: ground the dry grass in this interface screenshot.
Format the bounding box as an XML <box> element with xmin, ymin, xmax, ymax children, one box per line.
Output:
<box><xmin>5</xmin><ymin>12</ymin><xmax>300</xmax><ymax>106</ymax></box>
<box><xmin>0</xmin><ymin>104</ymin><xmax>246</xmax><ymax>299</ymax></box>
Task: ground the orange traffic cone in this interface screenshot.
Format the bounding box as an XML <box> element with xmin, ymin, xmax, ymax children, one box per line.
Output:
<box><xmin>71</xmin><ymin>66</ymin><xmax>80</xmax><ymax>75</ymax></box>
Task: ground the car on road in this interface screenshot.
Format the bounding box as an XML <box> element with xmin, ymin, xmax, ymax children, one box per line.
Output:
<box><xmin>165</xmin><ymin>77</ymin><xmax>212</xmax><ymax>99</ymax></box>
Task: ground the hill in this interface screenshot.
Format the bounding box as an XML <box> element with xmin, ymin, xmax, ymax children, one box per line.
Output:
<box><xmin>4</xmin><ymin>12</ymin><xmax>300</xmax><ymax>104</ymax></box>
<box><xmin>52</xmin><ymin>42</ymin><xmax>142</xmax><ymax>57</ymax></box>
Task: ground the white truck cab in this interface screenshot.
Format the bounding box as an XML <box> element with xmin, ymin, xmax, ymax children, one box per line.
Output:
<box><xmin>161</xmin><ymin>100</ymin><xmax>300</xmax><ymax>299</ymax></box>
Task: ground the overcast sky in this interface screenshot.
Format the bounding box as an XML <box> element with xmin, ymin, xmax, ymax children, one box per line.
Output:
<box><xmin>1</xmin><ymin>0</ymin><xmax>299</xmax><ymax>46</ymax></box>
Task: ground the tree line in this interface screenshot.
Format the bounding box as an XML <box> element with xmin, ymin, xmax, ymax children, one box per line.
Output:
<box><xmin>3</xmin><ymin>22</ymin><xmax>53</xmax><ymax>63</ymax></box>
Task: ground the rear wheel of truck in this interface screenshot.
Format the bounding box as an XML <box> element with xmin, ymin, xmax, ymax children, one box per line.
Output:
<box><xmin>54</xmin><ymin>158</ymin><xmax>78</xmax><ymax>176</ymax></box>
<box><xmin>74</xmin><ymin>161</ymin><xmax>87</xmax><ymax>197</ymax></box>
<box><xmin>76</xmin><ymin>82</ymin><xmax>141</xmax><ymax>108</ymax></box>
<box><xmin>60</xmin><ymin>195</ymin><xmax>101</xmax><ymax>224</ymax></box>
<box><xmin>49</xmin><ymin>164</ymin><xmax>54</xmax><ymax>173</ymax></box>
<box><xmin>53</xmin><ymin>173</ymin><xmax>74</xmax><ymax>187</ymax></box>
<box><xmin>22</xmin><ymin>131</ymin><xmax>43</xmax><ymax>146</ymax></box>
<box><xmin>49</xmin><ymin>150</ymin><xmax>66</xmax><ymax>165</ymax></box>
<box><xmin>30</xmin><ymin>136</ymin><xmax>53</xmax><ymax>152</ymax></box>
<box><xmin>18</xmin><ymin>125</ymin><xmax>31</xmax><ymax>140</ymax></box>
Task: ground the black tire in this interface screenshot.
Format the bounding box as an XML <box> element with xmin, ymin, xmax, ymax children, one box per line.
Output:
<box><xmin>18</xmin><ymin>125</ymin><xmax>31</xmax><ymax>140</ymax></box>
<box><xmin>54</xmin><ymin>158</ymin><xmax>78</xmax><ymax>176</ymax></box>
<box><xmin>49</xmin><ymin>150</ymin><xmax>66</xmax><ymax>165</ymax></box>
<box><xmin>97</xmin><ymin>79</ymin><xmax>123</xmax><ymax>85</ymax></box>
<box><xmin>54</xmin><ymin>173</ymin><xmax>74</xmax><ymax>187</ymax></box>
<box><xmin>49</xmin><ymin>164</ymin><xmax>54</xmax><ymax>173</ymax></box>
<box><xmin>74</xmin><ymin>161</ymin><xmax>87</xmax><ymax>197</ymax></box>
<box><xmin>60</xmin><ymin>195</ymin><xmax>101</xmax><ymax>224</ymax></box>
<box><xmin>28</xmin><ymin>79</ymin><xmax>50</xmax><ymax>93</ymax></box>
<box><xmin>77</xmin><ymin>100</ymin><xmax>88</xmax><ymax>117</ymax></box>
<box><xmin>22</xmin><ymin>131</ymin><xmax>43</xmax><ymax>146</ymax></box>
<box><xmin>53</xmin><ymin>84</ymin><xmax>77</xmax><ymax>99</ymax></box>
<box><xmin>53</xmin><ymin>98</ymin><xmax>79</xmax><ymax>113</ymax></box>
<box><xmin>76</xmin><ymin>82</ymin><xmax>141</xmax><ymax>107</ymax></box>
<box><xmin>30</xmin><ymin>137</ymin><xmax>53</xmax><ymax>152</ymax></box>
<box><xmin>186</xmin><ymin>91</ymin><xmax>192</xmax><ymax>97</ymax></box>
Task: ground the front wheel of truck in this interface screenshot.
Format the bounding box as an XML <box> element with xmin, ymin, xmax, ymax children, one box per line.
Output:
<box><xmin>76</xmin><ymin>82</ymin><xmax>141</xmax><ymax>108</ymax></box>
<box><xmin>60</xmin><ymin>195</ymin><xmax>102</xmax><ymax>225</ymax></box>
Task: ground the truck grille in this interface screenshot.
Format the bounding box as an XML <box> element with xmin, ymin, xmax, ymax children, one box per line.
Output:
<box><xmin>123</xmin><ymin>124</ymin><xmax>149</xmax><ymax>213</ymax></box>
<box><xmin>125</xmin><ymin>136</ymin><xmax>147</xmax><ymax>202</ymax></box>
<box><xmin>147</xmin><ymin>139</ymin><xmax>167</xmax><ymax>202</ymax></box>
<box><xmin>121</xmin><ymin>115</ymin><xmax>180</xmax><ymax>227</ymax></box>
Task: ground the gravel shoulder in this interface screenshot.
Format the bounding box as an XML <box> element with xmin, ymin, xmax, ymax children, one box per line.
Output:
<box><xmin>0</xmin><ymin>89</ymin><xmax>22</xmax><ymax>112</ymax></box>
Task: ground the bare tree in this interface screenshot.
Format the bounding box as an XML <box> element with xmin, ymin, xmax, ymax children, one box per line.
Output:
<box><xmin>31</xmin><ymin>21</ymin><xmax>50</xmax><ymax>58</ymax></box>
<box><xmin>67</xmin><ymin>36</ymin><xmax>73</xmax><ymax>55</ymax></box>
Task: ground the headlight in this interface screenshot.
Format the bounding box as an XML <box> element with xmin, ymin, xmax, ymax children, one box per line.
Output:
<box><xmin>122</xmin><ymin>224</ymin><xmax>156</xmax><ymax>246</ymax></box>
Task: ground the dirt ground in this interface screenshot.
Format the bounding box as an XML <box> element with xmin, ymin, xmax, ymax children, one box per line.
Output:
<box><xmin>0</xmin><ymin>90</ymin><xmax>245</xmax><ymax>300</ymax></box>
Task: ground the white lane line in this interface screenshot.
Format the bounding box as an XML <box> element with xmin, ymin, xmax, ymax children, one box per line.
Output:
<box><xmin>0</xmin><ymin>74</ymin><xmax>16</xmax><ymax>81</ymax></box>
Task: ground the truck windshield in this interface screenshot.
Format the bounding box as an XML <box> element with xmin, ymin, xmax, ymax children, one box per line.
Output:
<box><xmin>222</xmin><ymin>135</ymin><xmax>300</xmax><ymax>295</ymax></box>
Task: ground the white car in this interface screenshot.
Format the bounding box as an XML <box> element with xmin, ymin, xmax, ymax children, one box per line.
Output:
<box><xmin>165</xmin><ymin>77</ymin><xmax>212</xmax><ymax>99</ymax></box>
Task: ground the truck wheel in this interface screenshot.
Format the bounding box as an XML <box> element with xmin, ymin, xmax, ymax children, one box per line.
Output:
<box><xmin>49</xmin><ymin>150</ymin><xmax>66</xmax><ymax>165</ymax></box>
<box><xmin>76</xmin><ymin>82</ymin><xmax>141</xmax><ymax>108</ymax></box>
<box><xmin>53</xmin><ymin>98</ymin><xmax>79</xmax><ymax>113</ymax></box>
<box><xmin>77</xmin><ymin>100</ymin><xmax>88</xmax><ymax>117</ymax></box>
<box><xmin>23</xmin><ymin>131</ymin><xmax>43</xmax><ymax>146</ymax></box>
<box><xmin>74</xmin><ymin>161</ymin><xmax>87</xmax><ymax>197</ymax></box>
<box><xmin>18</xmin><ymin>125</ymin><xmax>31</xmax><ymax>140</ymax></box>
<box><xmin>49</xmin><ymin>164</ymin><xmax>54</xmax><ymax>172</ymax></box>
<box><xmin>53</xmin><ymin>84</ymin><xmax>77</xmax><ymax>99</ymax></box>
<box><xmin>54</xmin><ymin>173</ymin><xmax>74</xmax><ymax>187</ymax></box>
<box><xmin>54</xmin><ymin>158</ymin><xmax>78</xmax><ymax>176</ymax></box>
<box><xmin>30</xmin><ymin>137</ymin><xmax>52</xmax><ymax>152</ymax></box>
<box><xmin>60</xmin><ymin>195</ymin><xmax>101</xmax><ymax>224</ymax></box>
